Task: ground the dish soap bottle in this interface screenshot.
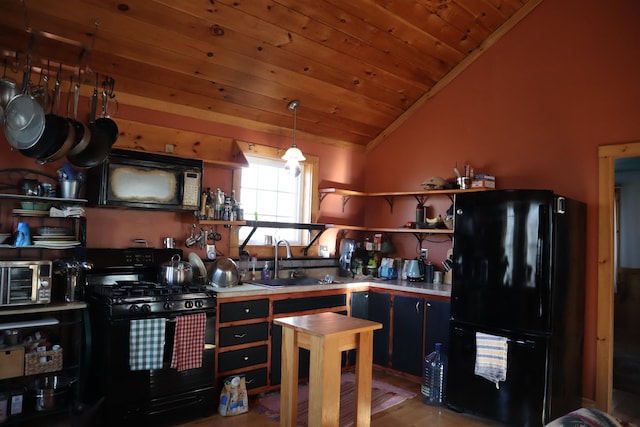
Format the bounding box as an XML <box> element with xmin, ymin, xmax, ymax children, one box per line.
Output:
<box><xmin>261</xmin><ymin>262</ymin><xmax>271</xmax><ymax>280</ymax></box>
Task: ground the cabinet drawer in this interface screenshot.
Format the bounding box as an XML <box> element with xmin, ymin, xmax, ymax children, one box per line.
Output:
<box><xmin>219</xmin><ymin>299</ymin><xmax>269</xmax><ymax>322</ymax></box>
<box><xmin>217</xmin><ymin>367</ymin><xmax>268</xmax><ymax>394</ymax></box>
<box><xmin>272</xmin><ymin>294</ymin><xmax>347</xmax><ymax>314</ymax></box>
<box><xmin>242</xmin><ymin>367</ymin><xmax>268</xmax><ymax>391</ymax></box>
<box><xmin>218</xmin><ymin>322</ymin><xmax>269</xmax><ymax>347</ymax></box>
<box><xmin>218</xmin><ymin>345</ymin><xmax>268</xmax><ymax>372</ymax></box>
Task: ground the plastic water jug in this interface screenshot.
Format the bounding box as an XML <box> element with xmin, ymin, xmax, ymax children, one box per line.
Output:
<box><xmin>421</xmin><ymin>342</ymin><xmax>446</xmax><ymax>405</ymax></box>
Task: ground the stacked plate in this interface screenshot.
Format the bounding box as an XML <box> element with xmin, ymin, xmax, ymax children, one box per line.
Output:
<box><xmin>33</xmin><ymin>227</ymin><xmax>80</xmax><ymax>248</ymax></box>
<box><xmin>12</xmin><ymin>208</ymin><xmax>49</xmax><ymax>217</ymax></box>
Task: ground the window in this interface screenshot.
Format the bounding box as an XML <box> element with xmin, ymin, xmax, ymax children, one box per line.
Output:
<box><xmin>237</xmin><ymin>149</ymin><xmax>317</xmax><ymax>248</ymax></box>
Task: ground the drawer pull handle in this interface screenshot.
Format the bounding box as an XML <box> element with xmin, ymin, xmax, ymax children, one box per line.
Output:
<box><xmin>243</xmin><ymin>356</ymin><xmax>249</xmax><ymax>361</ymax></box>
<box><xmin>244</xmin><ymin>308</ymin><xmax>250</xmax><ymax>313</ymax></box>
<box><xmin>246</xmin><ymin>378</ymin><xmax>254</xmax><ymax>384</ymax></box>
<box><xmin>234</xmin><ymin>333</ymin><xmax>247</xmax><ymax>338</ymax></box>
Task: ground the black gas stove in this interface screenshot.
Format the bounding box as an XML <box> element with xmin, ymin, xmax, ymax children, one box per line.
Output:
<box><xmin>77</xmin><ymin>248</ymin><xmax>218</xmax><ymax>426</ymax></box>
<box><xmin>74</xmin><ymin>247</ymin><xmax>216</xmax><ymax>317</ymax></box>
<box><xmin>89</xmin><ymin>280</ymin><xmax>217</xmax><ymax>317</ymax></box>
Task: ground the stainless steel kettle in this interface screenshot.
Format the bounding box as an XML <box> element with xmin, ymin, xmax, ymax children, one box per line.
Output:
<box><xmin>405</xmin><ymin>258</ymin><xmax>424</xmax><ymax>282</ymax></box>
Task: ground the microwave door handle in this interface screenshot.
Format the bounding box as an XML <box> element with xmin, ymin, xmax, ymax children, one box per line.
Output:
<box><xmin>0</xmin><ymin>269</ymin><xmax>5</xmax><ymax>304</ymax></box>
<box><xmin>29</xmin><ymin>264</ymin><xmax>39</xmax><ymax>303</ymax></box>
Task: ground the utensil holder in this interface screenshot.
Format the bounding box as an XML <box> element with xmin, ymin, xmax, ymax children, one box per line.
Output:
<box><xmin>60</xmin><ymin>180</ymin><xmax>81</xmax><ymax>199</ymax></box>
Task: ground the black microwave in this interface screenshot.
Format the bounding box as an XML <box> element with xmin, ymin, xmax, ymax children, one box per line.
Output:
<box><xmin>87</xmin><ymin>149</ymin><xmax>203</xmax><ymax>211</ymax></box>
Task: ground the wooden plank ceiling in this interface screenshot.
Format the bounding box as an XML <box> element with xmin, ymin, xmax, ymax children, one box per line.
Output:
<box><xmin>0</xmin><ymin>0</ymin><xmax>541</xmax><ymax>151</ymax></box>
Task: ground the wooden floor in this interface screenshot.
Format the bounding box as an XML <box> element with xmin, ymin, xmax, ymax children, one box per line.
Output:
<box><xmin>41</xmin><ymin>370</ymin><xmax>639</xmax><ymax>426</ymax></box>
<box><xmin>180</xmin><ymin>370</ymin><xmax>501</xmax><ymax>427</ymax></box>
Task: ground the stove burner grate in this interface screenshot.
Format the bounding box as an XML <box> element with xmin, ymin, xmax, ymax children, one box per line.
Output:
<box><xmin>89</xmin><ymin>281</ymin><xmax>214</xmax><ymax>301</ymax></box>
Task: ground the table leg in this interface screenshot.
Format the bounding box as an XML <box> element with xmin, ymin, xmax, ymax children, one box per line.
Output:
<box><xmin>280</xmin><ymin>327</ymin><xmax>299</xmax><ymax>427</ymax></box>
<box><xmin>308</xmin><ymin>334</ymin><xmax>341</xmax><ymax>427</ymax></box>
<box><xmin>354</xmin><ymin>330</ymin><xmax>374</xmax><ymax>427</ymax></box>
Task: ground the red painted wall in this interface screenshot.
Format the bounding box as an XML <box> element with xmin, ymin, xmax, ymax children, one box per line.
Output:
<box><xmin>365</xmin><ymin>0</ymin><xmax>640</xmax><ymax>401</ymax></box>
<box><xmin>2</xmin><ymin>0</ymin><xmax>638</xmax><ymax>402</ymax></box>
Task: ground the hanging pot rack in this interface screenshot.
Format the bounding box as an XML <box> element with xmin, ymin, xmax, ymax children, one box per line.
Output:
<box><xmin>0</xmin><ymin>16</ymin><xmax>99</xmax><ymax>88</ymax></box>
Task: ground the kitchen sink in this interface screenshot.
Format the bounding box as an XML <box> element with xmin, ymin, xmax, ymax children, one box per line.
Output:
<box><xmin>248</xmin><ymin>278</ymin><xmax>324</xmax><ymax>287</ymax></box>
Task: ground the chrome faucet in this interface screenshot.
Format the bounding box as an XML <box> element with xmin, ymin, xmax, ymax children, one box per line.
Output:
<box><xmin>274</xmin><ymin>240</ymin><xmax>292</xmax><ymax>279</ymax></box>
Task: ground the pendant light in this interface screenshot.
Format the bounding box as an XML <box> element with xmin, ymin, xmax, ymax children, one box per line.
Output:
<box><xmin>282</xmin><ymin>100</ymin><xmax>305</xmax><ymax>177</ymax></box>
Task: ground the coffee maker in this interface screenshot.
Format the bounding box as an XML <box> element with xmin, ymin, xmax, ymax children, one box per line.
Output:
<box><xmin>338</xmin><ymin>238</ymin><xmax>355</xmax><ymax>277</ymax></box>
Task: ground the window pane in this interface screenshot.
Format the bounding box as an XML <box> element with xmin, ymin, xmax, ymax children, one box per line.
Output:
<box><xmin>239</xmin><ymin>155</ymin><xmax>307</xmax><ymax>245</ymax></box>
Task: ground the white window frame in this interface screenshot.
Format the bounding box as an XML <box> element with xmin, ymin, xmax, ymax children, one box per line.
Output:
<box><xmin>230</xmin><ymin>142</ymin><xmax>319</xmax><ymax>258</ymax></box>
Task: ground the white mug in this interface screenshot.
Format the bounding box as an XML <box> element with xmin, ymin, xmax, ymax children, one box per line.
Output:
<box><xmin>433</xmin><ymin>271</ymin><xmax>443</xmax><ymax>284</ymax></box>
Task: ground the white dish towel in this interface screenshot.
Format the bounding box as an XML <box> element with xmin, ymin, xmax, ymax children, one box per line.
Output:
<box><xmin>474</xmin><ymin>332</ymin><xmax>508</xmax><ymax>389</ymax></box>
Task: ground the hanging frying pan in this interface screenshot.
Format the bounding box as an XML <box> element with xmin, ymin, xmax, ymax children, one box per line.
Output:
<box><xmin>66</xmin><ymin>74</ymin><xmax>90</xmax><ymax>156</ymax></box>
<box><xmin>20</xmin><ymin>69</ymin><xmax>74</xmax><ymax>160</ymax></box>
<box><xmin>37</xmin><ymin>75</ymin><xmax>77</xmax><ymax>163</ymax></box>
<box><xmin>94</xmin><ymin>76</ymin><xmax>118</xmax><ymax>144</ymax></box>
<box><xmin>67</xmin><ymin>75</ymin><xmax>111</xmax><ymax>168</ymax></box>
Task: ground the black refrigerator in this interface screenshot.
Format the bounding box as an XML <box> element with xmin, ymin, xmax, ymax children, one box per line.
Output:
<box><xmin>446</xmin><ymin>189</ymin><xmax>586</xmax><ymax>426</ymax></box>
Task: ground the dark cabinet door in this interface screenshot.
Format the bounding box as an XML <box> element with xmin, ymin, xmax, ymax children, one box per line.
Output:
<box><xmin>368</xmin><ymin>291</ymin><xmax>391</xmax><ymax>367</ymax></box>
<box><xmin>348</xmin><ymin>290</ymin><xmax>369</xmax><ymax>364</ymax></box>
<box><xmin>350</xmin><ymin>290</ymin><xmax>369</xmax><ymax>319</ymax></box>
<box><xmin>425</xmin><ymin>299</ymin><xmax>451</xmax><ymax>357</ymax></box>
<box><xmin>391</xmin><ymin>295</ymin><xmax>424</xmax><ymax>376</ymax></box>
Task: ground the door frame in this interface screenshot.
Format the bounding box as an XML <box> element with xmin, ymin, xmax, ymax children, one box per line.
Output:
<box><xmin>596</xmin><ymin>141</ymin><xmax>640</xmax><ymax>411</ymax></box>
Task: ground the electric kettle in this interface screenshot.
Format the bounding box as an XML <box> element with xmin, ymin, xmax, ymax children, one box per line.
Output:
<box><xmin>405</xmin><ymin>258</ymin><xmax>424</xmax><ymax>282</ymax></box>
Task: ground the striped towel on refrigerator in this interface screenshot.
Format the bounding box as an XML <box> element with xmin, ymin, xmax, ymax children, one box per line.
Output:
<box><xmin>474</xmin><ymin>332</ymin><xmax>508</xmax><ymax>389</ymax></box>
<box><xmin>129</xmin><ymin>318</ymin><xmax>166</xmax><ymax>371</ymax></box>
<box><xmin>171</xmin><ymin>312</ymin><xmax>207</xmax><ymax>372</ymax></box>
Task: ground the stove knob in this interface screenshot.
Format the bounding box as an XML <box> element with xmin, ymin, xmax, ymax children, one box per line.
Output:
<box><xmin>185</xmin><ymin>301</ymin><xmax>193</xmax><ymax>309</ymax></box>
<box><xmin>195</xmin><ymin>300</ymin><xmax>204</xmax><ymax>308</ymax></box>
<box><xmin>129</xmin><ymin>305</ymin><xmax>140</xmax><ymax>313</ymax></box>
<box><xmin>141</xmin><ymin>304</ymin><xmax>151</xmax><ymax>313</ymax></box>
<box><xmin>164</xmin><ymin>301</ymin><xmax>174</xmax><ymax>310</ymax></box>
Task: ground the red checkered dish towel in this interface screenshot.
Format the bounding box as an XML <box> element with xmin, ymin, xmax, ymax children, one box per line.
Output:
<box><xmin>171</xmin><ymin>312</ymin><xmax>207</xmax><ymax>371</ymax></box>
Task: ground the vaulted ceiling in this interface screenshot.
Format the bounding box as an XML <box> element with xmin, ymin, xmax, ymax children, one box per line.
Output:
<box><xmin>0</xmin><ymin>0</ymin><xmax>542</xmax><ymax>151</ymax></box>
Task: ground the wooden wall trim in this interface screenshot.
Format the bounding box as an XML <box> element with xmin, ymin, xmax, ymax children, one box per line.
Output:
<box><xmin>596</xmin><ymin>141</ymin><xmax>640</xmax><ymax>412</ymax></box>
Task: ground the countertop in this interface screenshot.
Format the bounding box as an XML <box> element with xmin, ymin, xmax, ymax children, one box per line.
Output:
<box><xmin>212</xmin><ymin>278</ymin><xmax>451</xmax><ymax>299</ymax></box>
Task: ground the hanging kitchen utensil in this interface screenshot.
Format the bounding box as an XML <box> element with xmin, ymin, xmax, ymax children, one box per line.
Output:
<box><xmin>66</xmin><ymin>73</ymin><xmax>90</xmax><ymax>156</ymax></box>
<box><xmin>4</xmin><ymin>63</ymin><xmax>46</xmax><ymax>150</ymax></box>
<box><xmin>185</xmin><ymin>224</ymin><xmax>198</xmax><ymax>247</ymax></box>
<box><xmin>66</xmin><ymin>72</ymin><xmax>111</xmax><ymax>168</ymax></box>
<box><xmin>30</xmin><ymin>65</ymin><xmax>50</xmax><ymax>111</ymax></box>
<box><xmin>21</xmin><ymin>66</ymin><xmax>75</xmax><ymax>161</ymax></box>
<box><xmin>0</xmin><ymin>59</ymin><xmax>18</xmax><ymax>108</ymax></box>
<box><xmin>94</xmin><ymin>76</ymin><xmax>118</xmax><ymax>144</ymax></box>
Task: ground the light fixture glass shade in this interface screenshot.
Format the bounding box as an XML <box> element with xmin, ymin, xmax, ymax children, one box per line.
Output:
<box><xmin>282</xmin><ymin>99</ymin><xmax>304</xmax><ymax>176</ymax></box>
<box><xmin>281</xmin><ymin>145</ymin><xmax>306</xmax><ymax>162</ymax></box>
<box><xmin>284</xmin><ymin>158</ymin><xmax>302</xmax><ymax>177</ymax></box>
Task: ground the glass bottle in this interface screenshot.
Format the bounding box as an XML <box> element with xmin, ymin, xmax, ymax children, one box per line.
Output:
<box><xmin>416</xmin><ymin>203</ymin><xmax>425</xmax><ymax>223</ymax></box>
<box><xmin>422</xmin><ymin>342</ymin><xmax>446</xmax><ymax>406</ymax></box>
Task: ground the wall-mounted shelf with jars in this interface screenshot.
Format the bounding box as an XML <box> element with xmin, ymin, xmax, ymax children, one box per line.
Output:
<box><xmin>318</xmin><ymin>187</ymin><xmax>488</xmax><ymax>212</ymax></box>
<box><xmin>319</xmin><ymin>187</ymin><xmax>491</xmax><ymax>245</ymax></box>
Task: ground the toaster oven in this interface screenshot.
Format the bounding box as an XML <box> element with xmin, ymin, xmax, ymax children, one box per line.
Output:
<box><xmin>0</xmin><ymin>260</ymin><xmax>52</xmax><ymax>307</ymax></box>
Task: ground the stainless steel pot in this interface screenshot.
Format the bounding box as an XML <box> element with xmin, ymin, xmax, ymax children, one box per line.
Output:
<box><xmin>4</xmin><ymin>68</ymin><xmax>45</xmax><ymax>150</ymax></box>
<box><xmin>158</xmin><ymin>254</ymin><xmax>193</xmax><ymax>286</ymax></box>
<box><xmin>29</xmin><ymin>375</ymin><xmax>76</xmax><ymax>412</ymax></box>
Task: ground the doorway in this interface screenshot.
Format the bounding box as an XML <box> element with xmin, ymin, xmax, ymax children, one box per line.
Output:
<box><xmin>596</xmin><ymin>141</ymin><xmax>640</xmax><ymax>412</ymax></box>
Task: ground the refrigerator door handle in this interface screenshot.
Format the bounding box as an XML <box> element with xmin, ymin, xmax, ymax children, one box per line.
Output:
<box><xmin>507</xmin><ymin>338</ymin><xmax>537</xmax><ymax>348</ymax></box>
<box><xmin>452</xmin><ymin>327</ymin><xmax>537</xmax><ymax>349</ymax></box>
